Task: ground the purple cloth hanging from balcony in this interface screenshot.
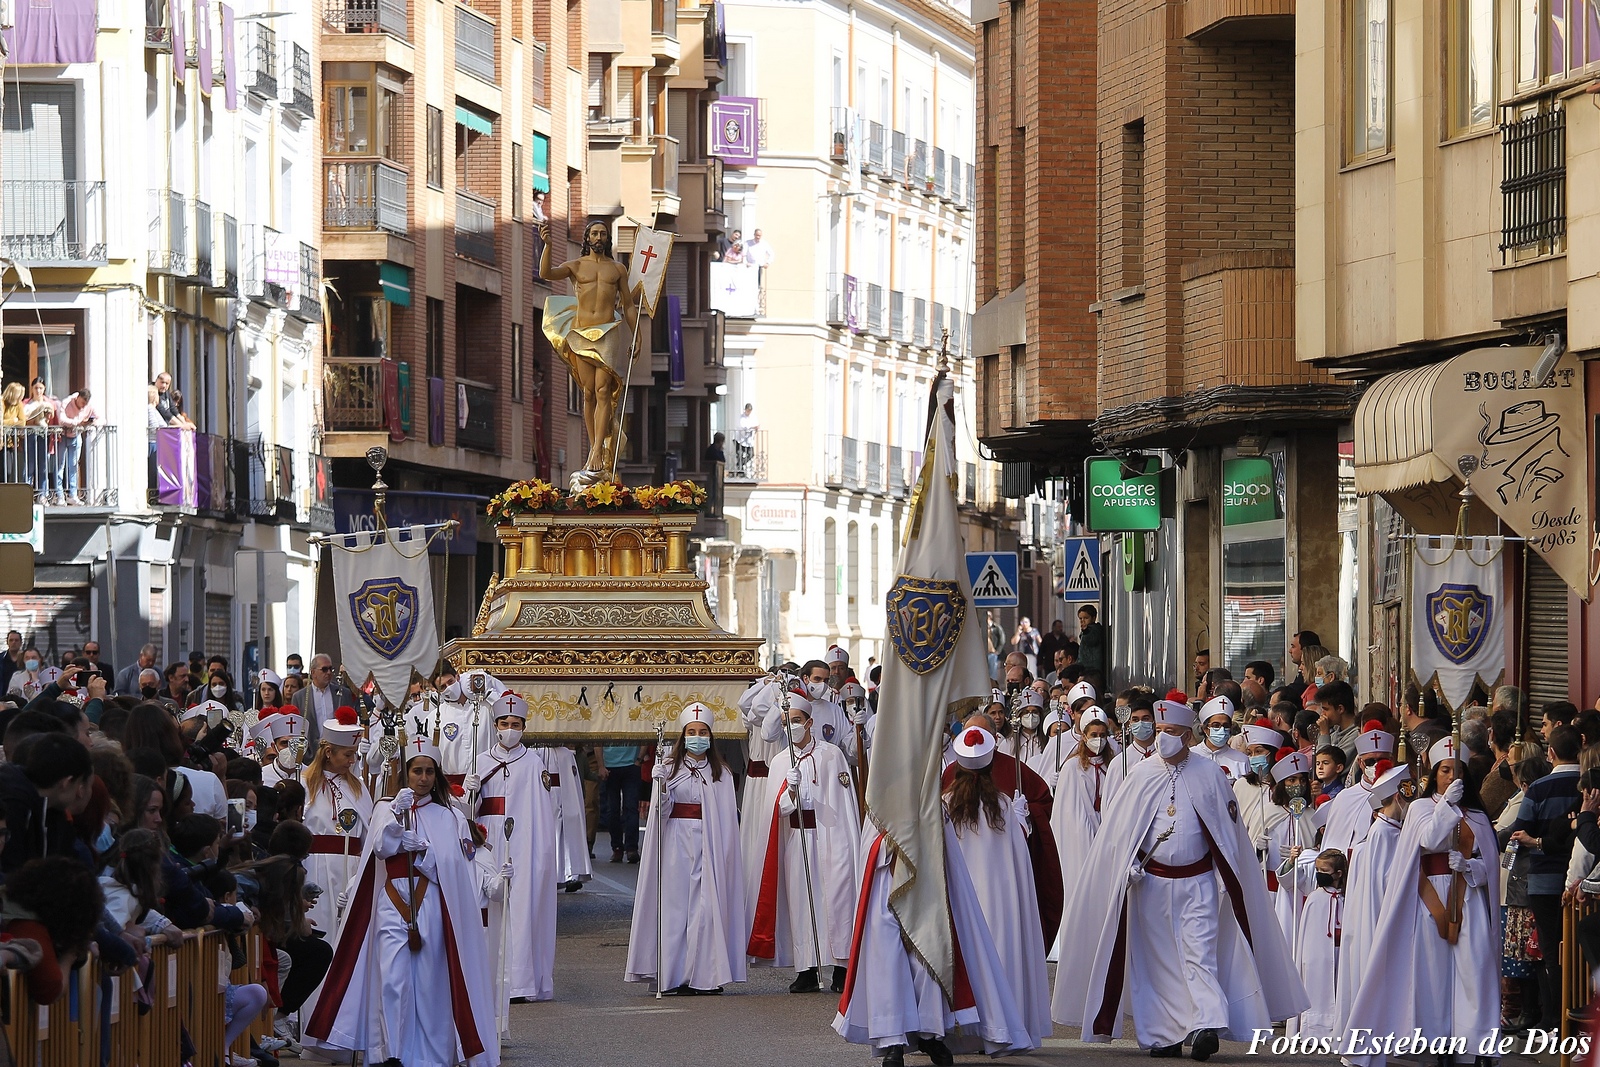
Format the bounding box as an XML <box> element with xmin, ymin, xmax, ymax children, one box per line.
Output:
<box><xmin>383</xmin><ymin>358</ymin><xmax>405</xmax><ymax>443</ymax></box>
<box><xmin>194</xmin><ymin>434</ymin><xmax>216</xmax><ymax>509</ymax></box>
<box><xmin>667</xmin><ymin>295</ymin><xmax>685</xmax><ymax>390</ymax></box>
<box><xmin>155</xmin><ymin>428</ymin><xmax>196</xmax><ymax>508</ymax></box>
<box><xmin>221</xmin><ymin>4</ymin><xmax>238</xmax><ymax>109</ymax></box>
<box><xmin>195</xmin><ymin>0</ymin><xmax>213</xmax><ymax>95</ymax></box>
<box><xmin>2</xmin><ymin>0</ymin><xmax>97</xmax><ymax>65</ymax></box>
<box><xmin>710</xmin><ymin>98</ymin><xmax>758</xmax><ymax>167</ymax></box>
<box><xmin>171</xmin><ymin>0</ymin><xmax>186</xmax><ymax>84</ymax></box>
<box><xmin>429</xmin><ymin>377</ymin><xmax>445</xmax><ymax>446</ymax></box>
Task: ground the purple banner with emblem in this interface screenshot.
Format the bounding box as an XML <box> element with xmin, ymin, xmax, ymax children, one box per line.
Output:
<box><xmin>710</xmin><ymin>97</ymin><xmax>759</xmax><ymax>167</ymax></box>
<box><xmin>844</xmin><ymin>274</ymin><xmax>860</xmax><ymax>332</ymax></box>
<box><xmin>155</xmin><ymin>428</ymin><xmax>196</xmax><ymax>508</ymax></box>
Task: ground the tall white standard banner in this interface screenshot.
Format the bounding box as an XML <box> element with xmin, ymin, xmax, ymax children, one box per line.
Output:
<box><xmin>1411</xmin><ymin>535</ymin><xmax>1507</xmax><ymax>709</ymax></box>
<box><xmin>331</xmin><ymin>526</ymin><xmax>441</xmax><ymax>702</ymax></box>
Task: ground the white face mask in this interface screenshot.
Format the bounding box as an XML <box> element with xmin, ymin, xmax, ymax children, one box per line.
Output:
<box><xmin>1155</xmin><ymin>731</ymin><xmax>1187</xmax><ymax>759</ymax></box>
<box><xmin>210</xmin><ymin>684</ymin><xmax>227</xmax><ymax>698</ymax></box>
<box><xmin>1085</xmin><ymin>736</ymin><xmax>1106</xmax><ymax>755</ymax></box>
<box><xmin>1021</xmin><ymin>713</ymin><xmax>1041</xmax><ymax>731</ymax></box>
<box><xmin>788</xmin><ymin>722</ymin><xmax>808</xmax><ymax>744</ymax></box>
<box><xmin>276</xmin><ymin>747</ymin><xmax>297</xmax><ymax>770</ymax></box>
<box><xmin>1362</xmin><ymin>763</ymin><xmax>1378</xmax><ymax>784</ymax></box>
<box><xmin>242</xmin><ymin>810</ymin><xmax>257</xmax><ymax>833</ymax></box>
<box><xmin>806</xmin><ymin>680</ymin><xmax>829</xmax><ymax>701</ymax></box>
<box><xmin>498</xmin><ymin>728</ymin><xmax>524</xmax><ymax>749</ymax></box>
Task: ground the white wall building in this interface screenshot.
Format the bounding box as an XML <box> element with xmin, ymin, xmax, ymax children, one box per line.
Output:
<box><xmin>1</xmin><ymin>0</ymin><xmax>323</xmax><ymax>680</ymax></box>
<box><xmin>709</xmin><ymin>0</ymin><xmax>1008</xmax><ymax>669</ymax></box>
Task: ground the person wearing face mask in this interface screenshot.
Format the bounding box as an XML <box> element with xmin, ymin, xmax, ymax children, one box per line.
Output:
<box><xmin>4</xmin><ymin>647</ymin><xmax>45</xmax><ymax>698</ymax></box>
<box><xmin>253</xmin><ymin>709</ymin><xmax>299</xmax><ymax>786</ymax></box>
<box><xmin>1045</xmin><ymin>709</ymin><xmax>1116</xmax><ymax>962</ymax></box>
<box><xmin>466</xmin><ymin>692</ymin><xmax>558</xmax><ymax>1009</ymax></box>
<box><xmin>1233</xmin><ymin>719</ymin><xmax>1288</xmax><ymax>878</ymax></box>
<box><xmin>746</xmin><ymin>699</ymin><xmax>861</xmax><ymax>994</ymax></box>
<box><xmin>435</xmin><ymin>669</ymin><xmax>510</xmax><ymax>793</ymax></box>
<box><xmin>1191</xmin><ymin>695</ymin><xmax>1249</xmax><ymax>782</ymax></box>
<box><xmin>136</xmin><ymin>666</ymin><xmax>164</xmax><ymax>702</ymax></box>
<box><xmin>1342</xmin><ymin>737</ymin><xmax>1499</xmax><ymax>1067</ymax></box>
<box><xmin>626</xmin><ymin>703</ymin><xmax>747</xmax><ymax>995</ymax></box>
<box><xmin>1262</xmin><ymin>747</ymin><xmax>1317</xmax><ymax>945</ymax></box>
<box><xmin>739</xmin><ymin>675</ymin><xmax>797</xmax><ymax>907</ymax></box>
<box><xmin>1333</xmin><ymin>761</ymin><xmax>1411</xmax><ymax>1042</ymax></box>
<box><xmin>1318</xmin><ymin>719</ymin><xmax>1396</xmax><ymax>861</ymax></box>
<box><xmin>188</xmin><ymin>667</ymin><xmax>247</xmax><ymax>716</ymax></box>
<box><xmin>1010</xmin><ymin>687</ymin><xmax>1049</xmax><ymax>765</ymax></box>
<box><xmin>1051</xmin><ymin>699</ymin><xmax>1308</xmax><ymax>1059</ymax></box>
<box><xmin>761</xmin><ymin>663</ymin><xmax>863</xmax><ymax>766</ymax></box>
<box><xmin>1104</xmin><ymin>697</ymin><xmax>1160</xmax><ymax>803</ymax></box>
<box><xmin>1289</xmin><ymin>849</ymin><xmax>1348</xmax><ymax>1040</ymax></box>
<box><xmin>301</xmin><ymin>708</ymin><xmax>373</xmax><ymax>936</ymax></box>
<box><xmin>1028</xmin><ymin>705</ymin><xmax>1087</xmax><ymax>792</ymax></box>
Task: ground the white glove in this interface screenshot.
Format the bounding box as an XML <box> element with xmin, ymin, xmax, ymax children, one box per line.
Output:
<box><xmin>236</xmin><ymin>905</ymin><xmax>256</xmax><ymax>927</ymax></box>
<box><xmin>651</xmin><ymin>757</ymin><xmax>669</xmax><ymax>782</ymax></box>
<box><xmin>462</xmin><ymin>773</ymin><xmax>482</xmax><ymax>793</ymax></box>
<box><xmin>1011</xmin><ymin>793</ymin><xmax>1030</xmax><ymax>827</ymax></box>
<box><xmin>786</xmin><ymin>766</ymin><xmax>802</xmax><ymax>791</ymax></box>
<box><xmin>1443</xmin><ymin>779</ymin><xmax>1464</xmax><ymax>805</ymax></box>
<box><xmin>1448</xmin><ymin>850</ymin><xmax>1469</xmax><ymax>873</ymax></box>
<box><xmin>336</xmin><ymin>892</ymin><xmax>349</xmax><ymax>913</ymax></box>
<box><xmin>1252</xmin><ymin>835</ymin><xmax>1269</xmax><ymax>853</ymax></box>
<box><xmin>500</xmin><ymin>858</ymin><xmax>515</xmax><ymax>880</ymax></box>
<box><xmin>357</xmin><ymin>737</ymin><xmax>373</xmax><ymax>761</ymax></box>
<box><xmin>399</xmin><ymin>829</ymin><xmax>428</xmax><ymax>852</ymax></box>
<box><xmin>391</xmin><ymin>787</ymin><xmax>416</xmax><ymax>816</ymax></box>
<box><xmin>849</xmin><ymin>702</ymin><xmax>869</xmax><ymax>726</ymax></box>
<box><xmin>1126</xmin><ymin>863</ymin><xmax>1146</xmax><ymax>885</ymax></box>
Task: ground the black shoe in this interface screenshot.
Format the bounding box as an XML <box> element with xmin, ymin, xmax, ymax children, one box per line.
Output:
<box><xmin>664</xmin><ymin>983</ymin><xmax>692</xmax><ymax>996</ymax></box>
<box><xmin>1150</xmin><ymin>1044</ymin><xmax>1183</xmax><ymax>1058</ymax></box>
<box><xmin>626</xmin><ymin>851</ymin><xmax>641</xmax><ymax>864</ymax></box>
<box><xmin>611</xmin><ymin>849</ymin><xmax>624</xmax><ymax>863</ymax></box>
<box><xmin>916</xmin><ymin>1038</ymin><xmax>953</xmax><ymax>1066</ymax></box>
<box><xmin>831</xmin><ymin>966</ymin><xmax>847</xmax><ymax>994</ymax></box>
<box><xmin>883</xmin><ymin>1046</ymin><xmax>906</xmax><ymax>1067</ymax></box>
<box><xmin>562</xmin><ymin>880</ymin><xmax>583</xmax><ymax>893</ymax></box>
<box><xmin>789</xmin><ymin>967</ymin><xmax>821</xmax><ymax>993</ymax></box>
<box><xmin>1191</xmin><ymin>1030</ymin><xmax>1219</xmax><ymax>1062</ymax></box>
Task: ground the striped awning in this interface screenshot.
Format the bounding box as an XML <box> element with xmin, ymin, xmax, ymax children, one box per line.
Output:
<box><xmin>1352</xmin><ymin>360</ymin><xmax>1457</xmax><ymax>495</ymax></box>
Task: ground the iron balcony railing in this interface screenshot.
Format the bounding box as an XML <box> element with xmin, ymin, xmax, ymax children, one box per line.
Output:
<box><xmin>455</xmin><ymin>190</ymin><xmax>496</xmax><ymax>264</ymax></box>
<box><xmin>295</xmin><ymin>243</ymin><xmax>323</xmax><ymax>322</ymax></box>
<box><xmin>963</xmin><ymin>163</ymin><xmax>974</xmax><ymax>211</ymax></box>
<box><xmin>324</xmin><ymin>160</ymin><xmax>409</xmax><ymax>234</ymax></box>
<box><xmin>865</xmin><ymin>441</ymin><xmax>884</xmax><ymax>494</ymax></box>
<box><xmin>241</xmin><ymin>224</ymin><xmax>292</xmax><ymax>307</ymax></box>
<box><xmin>651</xmin><ymin>134</ymin><xmax>680</xmax><ymax>197</ymax></box>
<box><xmin>458</xmin><ymin>381</ymin><xmax>497</xmax><ymax>452</ymax></box>
<box><xmin>1500</xmin><ymin>103</ymin><xmax>1565</xmax><ymax>257</ymax></box>
<box><xmin>912</xmin><ymin>296</ymin><xmax>927</xmax><ymax>348</ymax></box>
<box><xmin>1</xmin><ymin>180</ymin><xmax>107</xmax><ymax>264</ymax></box>
<box><xmin>246</xmin><ymin>438</ymin><xmax>296</xmax><ymax>520</ymax></box>
<box><xmin>191</xmin><ymin>198</ymin><xmax>213</xmax><ymax>283</ymax></box>
<box><xmin>455</xmin><ymin>5</ymin><xmax>496</xmax><ymax>82</ymax></box>
<box><xmin>889</xmin><ymin>130</ymin><xmax>907</xmax><ymax>184</ymax></box>
<box><xmin>219</xmin><ymin>213</ymin><xmax>239</xmax><ymax>293</ymax></box>
<box><xmin>146</xmin><ymin>0</ymin><xmax>171</xmax><ymax>49</ymax></box>
<box><xmin>148</xmin><ymin>188</ymin><xmax>189</xmax><ymax>275</ymax></box>
<box><xmin>322</xmin><ymin>358</ymin><xmax>387</xmax><ymax>431</ymax></box>
<box><xmin>840</xmin><ymin>436</ymin><xmax>860</xmax><ymax>489</ymax></box>
<box><xmin>728</xmin><ymin>429</ymin><xmax>766</xmax><ymax>481</ymax></box>
<box><xmin>148</xmin><ymin>428</ymin><xmax>240</xmax><ymax>515</ymax></box>
<box><xmin>890</xmin><ymin>289</ymin><xmax>907</xmax><ymax>343</ymax></box>
<box><xmin>289</xmin><ymin>44</ymin><xmax>314</xmax><ymax>117</ymax></box>
<box><xmin>829</xmin><ymin>107</ymin><xmax>852</xmax><ymax>163</ymax></box>
<box><xmin>889</xmin><ymin>445</ymin><xmax>908</xmax><ymax>498</ymax></box>
<box><xmin>865</xmin><ymin>121</ymin><xmax>886</xmax><ymax>173</ymax></box>
<box><xmin>933</xmin><ymin>147</ymin><xmax>949</xmax><ymax>199</ymax></box>
<box><xmin>911</xmin><ymin>139</ymin><xmax>929</xmax><ymax>190</ymax></box>
<box><xmin>245</xmin><ymin>23</ymin><xmax>277</xmax><ymax>100</ymax></box>
<box><xmin>323</xmin><ymin>0</ymin><xmax>408</xmax><ymax>38</ymax></box>
<box><xmin>866</xmin><ymin>283</ymin><xmax>886</xmax><ymax>338</ymax></box>
<box><xmin>2</xmin><ymin>425</ymin><xmax>119</xmax><ymax>507</ymax></box>
<box><xmin>946</xmin><ymin>154</ymin><xmax>961</xmax><ymax>205</ymax></box>
<box><xmin>825</xmin><ymin>272</ymin><xmax>852</xmax><ymax>327</ymax></box>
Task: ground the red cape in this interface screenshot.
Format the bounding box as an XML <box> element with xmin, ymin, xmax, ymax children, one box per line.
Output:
<box><xmin>941</xmin><ymin>752</ymin><xmax>1062</xmax><ymax>945</ymax></box>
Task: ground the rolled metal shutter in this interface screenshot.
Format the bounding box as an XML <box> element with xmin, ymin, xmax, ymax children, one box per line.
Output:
<box><xmin>1524</xmin><ymin>551</ymin><xmax>1571</xmax><ymax>716</ymax></box>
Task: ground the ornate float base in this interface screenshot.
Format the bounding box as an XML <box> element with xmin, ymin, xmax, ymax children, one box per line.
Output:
<box><xmin>442</xmin><ymin>511</ymin><xmax>763</xmax><ymax>741</ymax></box>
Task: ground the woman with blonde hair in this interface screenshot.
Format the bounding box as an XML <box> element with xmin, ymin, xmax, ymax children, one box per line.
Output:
<box><xmin>2</xmin><ymin>382</ymin><xmax>24</xmax><ymax>481</ymax></box>
<box><xmin>301</xmin><ymin>707</ymin><xmax>372</xmax><ymax>935</ymax></box>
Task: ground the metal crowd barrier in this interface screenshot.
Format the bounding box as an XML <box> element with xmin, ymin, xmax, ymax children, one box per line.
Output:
<box><xmin>1563</xmin><ymin>895</ymin><xmax>1599</xmax><ymax>1067</ymax></box>
<box><xmin>3</xmin><ymin>928</ymin><xmax>269</xmax><ymax>1067</ymax></box>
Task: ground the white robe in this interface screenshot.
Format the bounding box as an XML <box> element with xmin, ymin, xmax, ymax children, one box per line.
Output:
<box><xmin>475</xmin><ymin>743</ymin><xmax>558</xmax><ymax>1002</ymax></box>
<box><xmin>1103</xmin><ymin>738</ymin><xmax>1157</xmax><ymax>803</ymax></box>
<box><xmin>1046</xmin><ymin>754</ymin><xmax>1110</xmax><ymax>961</ymax></box>
<box><xmin>1343</xmin><ymin>796</ymin><xmax>1500</xmax><ymax>1067</ymax></box>
<box><xmin>1290</xmin><ymin>887</ymin><xmax>1342</xmax><ymax>1039</ymax></box>
<box><xmin>746</xmin><ymin>740</ymin><xmax>861</xmax><ymax>970</ymax></box>
<box><xmin>833</xmin><ymin>821</ymin><xmax>1036</xmax><ymax>1055</ymax></box>
<box><xmin>739</xmin><ymin>679</ymin><xmax>788</xmax><ymax>920</ymax></box>
<box><xmin>760</xmin><ymin>696</ymin><xmax>863</xmax><ymax>764</ymax></box>
<box><xmin>303</xmin><ymin>796</ymin><xmax>498</xmax><ymax>1067</ymax></box>
<box><xmin>1319</xmin><ymin>778</ymin><xmax>1377</xmax><ymax>855</ymax></box>
<box><xmin>438</xmin><ymin>698</ymin><xmax>495</xmax><ymax>786</ymax></box>
<box><xmin>1264</xmin><ymin>809</ymin><xmax>1316</xmax><ymax>947</ymax></box>
<box><xmin>946</xmin><ymin>785</ymin><xmax>1052</xmax><ymax>1046</ymax></box>
<box><xmin>1334</xmin><ymin>810</ymin><xmax>1402</xmax><ymax>1037</ymax></box>
<box><xmin>1190</xmin><ymin>741</ymin><xmax>1250</xmax><ymax>783</ymax></box>
<box><xmin>533</xmin><ymin>745</ymin><xmax>592</xmax><ymax>885</ymax></box>
<box><xmin>625</xmin><ymin>756</ymin><xmax>747</xmax><ymax>991</ymax></box>
<box><xmin>1051</xmin><ymin>752</ymin><xmax>1308</xmax><ymax>1047</ymax></box>
<box><xmin>302</xmin><ymin>771</ymin><xmax>374</xmax><ymax>935</ymax></box>
<box><xmin>260</xmin><ymin>754</ymin><xmax>297</xmax><ymax>789</ymax></box>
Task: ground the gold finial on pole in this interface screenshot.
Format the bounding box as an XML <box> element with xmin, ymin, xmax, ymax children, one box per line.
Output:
<box><xmin>366</xmin><ymin>446</ymin><xmax>390</xmax><ymax>533</ymax></box>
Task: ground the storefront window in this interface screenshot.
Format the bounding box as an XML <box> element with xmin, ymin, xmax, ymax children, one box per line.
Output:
<box><xmin>1221</xmin><ymin>447</ymin><xmax>1287</xmax><ymax>681</ymax></box>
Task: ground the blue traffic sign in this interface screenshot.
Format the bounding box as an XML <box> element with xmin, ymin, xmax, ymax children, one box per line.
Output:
<box><xmin>1060</xmin><ymin>537</ymin><xmax>1101</xmax><ymax>600</ymax></box>
<box><xmin>965</xmin><ymin>551</ymin><xmax>1019</xmax><ymax>607</ymax></box>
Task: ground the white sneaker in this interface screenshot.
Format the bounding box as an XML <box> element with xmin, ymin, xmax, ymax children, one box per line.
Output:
<box><xmin>257</xmin><ymin>1036</ymin><xmax>289</xmax><ymax>1052</ymax></box>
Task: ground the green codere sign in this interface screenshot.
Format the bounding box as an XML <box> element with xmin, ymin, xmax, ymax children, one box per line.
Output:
<box><xmin>1222</xmin><ymin>456</ymin><xmax>1279</xmax><ymax>526</ymax></box>
<box><xmin>1084</xmin><ymin>456</ymin><xmax>1164</xmax><ymax>532</ymax></box>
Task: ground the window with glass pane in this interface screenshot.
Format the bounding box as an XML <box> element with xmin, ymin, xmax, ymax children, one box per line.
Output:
<box><xmin>1346</xmin><ymin>0</ymin><xmax>1392</xmax><ymax>160</ymax></box>
<box><xmin>512</xmin><ymin>144</ymin><xmax>523</xmax><ymax>219</ymax></box>
<box><xmin>1448</xmin><ymin>0</ymin><xmax>1495</xmax><ymax>134</ymax></box>
<box><xmin>427</xmin><ymin>106</ymin><xmax>443</xmax><ymax>189</ymax></box>
<box><xmin>1516</xmin><ymin>0</ymin><xmax>1600</xmax><ymax>85</ymax></box>
<box><xmin>326</xmin><ymin>85</ymin><xmax>371</xmax><ymax>154</ymax></box>
<box><xmin>531</xmin><ymin>133</ymin><xmax>550</xmax><ymax>193</ymax></box>
<box><xmin>376</xmin><ymin>88</ymin><xmax>399</xmax><ymax>161</ymax></box>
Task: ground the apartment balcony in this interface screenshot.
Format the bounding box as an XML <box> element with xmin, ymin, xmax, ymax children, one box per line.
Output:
<box><xmin>324</xmin><ymin>160</ymin><xmax>409</xmax><ymax>237</ymax></box>
<box><xmin>242</xmin><ymin>224</ymin><xmax>293</xmax><ymax>308</ymax></box>
<box><xmin>650</xmin><ymin>0</ymin><xmax>679</xmax><ymax>62</ymax></box>
<box><xmin>890</xmin><ymin>289</ymin><xmax>908</xmax><ymax>343</ymax></box>
<box><xmin>457</xmin><ymin>381</ymin><xmax>497</xmax><ymax>452</ymax></box>
<box><xmin>962</xmin><ymin>163</ymin><xmax>974</xmax><ymax>211</ymax></box>
<box><xmin>246</xmin><ymin>439</ymin><xmax>297</xmax><ymax>522</ymax></box>
<box><xmin>865</xmin><ymin>121</ymin><xmax>886</xmax><ymax>173</ymax></box>
<box><xmin>911</xmin><ymin>139</ymin><xmax>929</xmax><ymax>191</ymax></box>
<box><xmin>1</xmin><ymin>425</ymin><xmax>119</xmax><ymax>507</ymax></box>
<box><xmin>455</xmin><ymin>190</ymin><xmax>496</xmax><ymax>265</ymax></box>
<box><xmin>288</xmin><ymin>44</ymin><xmax>314</xmax><ymax>117</ymax></box>
<box><xmin>823</xmin><ymin>434</ymin><xmax>862</xmax><ymax>488</ymax></box>
<box><xmin>650</xmin><ymin>134</ymin><xmax>680</xmax><ymax>202</ymax></box>
<box><xmin>889</xmin><ymin>131</ymin><xmax>907</xmax><ymax>185</ymax></box>
<box><xmin>1180</xmin><ymin>250</ymin><xmax>1296</xmax><ymax>393</ymax></box>
<box><xmin>322</xmin><ymin>358</ymin><xmax>387</xmax><ymax>431</ymax></box>
<box><xmin>825</xmin><ymin>272</ymin><xmax>859</xmax><ymax>329</ymax></box>
<box><xmin>1</xmin><ymin>180</ymin><xmax>107</xmax><ymax>265</ymax></box>
<box><xmin>322</xmin><ymin>0</ymin><xmax>408</xmax><ymax>39</ymax></box>
<box><xmin>865</xmin><ymin>283</ymin><xmax>887</xmax><ymax>338</ymax></box>
<box><xmin>933</xmin><ymin>147</ymin><xmax>949</xmax><ymax>200</ymax></box>
<box><xmin>454</xmin><ymin>4</ymin><xmax>495</xmax><ymax>82</ymax></box>
<box><xmin>675</xmin><ymin>157</ymin><xmax>724</xmax><ymax>240</ymax></box>
<box><xmin>218</xmin><ymin>213</ymin><xmax>239</xmax><ymax>293</ymax></box>
<box><xmin>828</xmin><ymin>107</ymin><xmax>852</xmax><ymax>163</ymax></box>
<box><xmin>146</xmin><ymin>0</ymin><xmax>171</xmax><ymax>49</ymax></box>
<box><xmin>888</xmin><ymin>445</ymin><xmax>908</xmax><ymax>498</ymax></box>
<box><xmin>294</xmin><ymin>243</ymin><xmax>323</xmax><ymax>322</ymax></box>
<box><xmin>147</xmin><ymin>189</ymin><xmax>189</xmax><ymax>275</ymax></box>
<box><xmin>912</xmin><ymin>296</ymin><xmax>928</xmax><ymax>348</ymax></box>
<box><xmin>728</xmin><ymin>429</ymin><xmax>765</xmax><ymax>482</ymax></box>
<box><xmin>245</xmin><ymin>23</ymin><xmax>278</xmax><ymax>100</ymax></box>
<box><xmin>864</xmin><ymin>441</ymin><xmax>885</xmax><ymax>494</ymax></box>
<box><xmin>190</xmin><ymin>199</ymin><xmax>213</xmax><ymax>283</ymax></box>
<box><xmin>149</xmin><ymin>428</ymin><xmax>245</xmax><ymax>516</ymax></box>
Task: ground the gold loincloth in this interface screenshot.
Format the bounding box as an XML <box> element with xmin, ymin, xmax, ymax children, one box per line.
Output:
<box><xmin>542</xmin><ymin>297</ymin><xmax>629</xmax><ymax>384</ymax></box>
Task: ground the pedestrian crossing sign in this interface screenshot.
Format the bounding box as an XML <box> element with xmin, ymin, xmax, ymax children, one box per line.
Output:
<box><xmin>965</xmin><ymin>552</ymin><xmax>1019</xmax><ymax>607</ymax></box>
<box><xmin>1061</xmin><ymin>537</ymin><xmax>1100</xmax><ymax>597</ymax></box>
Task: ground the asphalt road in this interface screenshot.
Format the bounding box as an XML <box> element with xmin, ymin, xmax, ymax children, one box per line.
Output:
<box><xmin>299</xmin><ymin>832</ymin><xmax>1567</xmax><ymax>1067</ymax></box>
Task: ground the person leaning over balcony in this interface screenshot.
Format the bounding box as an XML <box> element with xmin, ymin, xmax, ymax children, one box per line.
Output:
<box><xmin>168</xmin><ymin>389</ymin><xmax>197</xmax><ymax>431</ymax></box>
<box><xmin>21</xmin><ymin>377</ymin><xmax>57</xmax><ymax>502</ymax></box>
<box><xmin>54</xmin><ymin>389</ymin><xmax>97</xmax><ymax>506</ymax></box>
<box><xmin>2</xmin><ymin>383</ymin><xmax>25</xmax><ymax>483</ymax></box>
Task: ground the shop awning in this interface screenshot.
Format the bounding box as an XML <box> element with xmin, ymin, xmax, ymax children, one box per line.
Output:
<box><xmin>379</xmin><ymin>262</ymin><xmax>411</xmax><ymax>307</ymax></box>
<box><xmin>1352</xmin><ymin>361</ymin><xmax>1456</xmax><ymax>495</ymax></box>
<box><xmin>1350</xmin><ymin>344</ymin><xmax>1591</xmax><ymax>597</ymax></box>
<box><xmin>455</xmin><ymin>103</ymin><xmax>495</xmax><ymax>136</ymax></box>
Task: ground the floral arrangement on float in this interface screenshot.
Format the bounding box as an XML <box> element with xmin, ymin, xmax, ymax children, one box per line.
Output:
<box><xmin>485</xmin><ymin>478</ymin><xmax>707</xmax><ymax>524</ymax></box>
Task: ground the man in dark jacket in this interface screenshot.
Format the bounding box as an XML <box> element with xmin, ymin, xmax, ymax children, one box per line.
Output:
<box><xmin>164</xmin><ymin>814</ymin><xmax>253</xmax><ymax>931</ymax></box>
<box><xmin>1510</xmin><ymin>725</ymin><xmax>1583</xmax><ymax>1032</ymax></box>
<box><xmin>0</xmin><ymin>731</ymin><xmax>93</xmax><ymax>874</ymax></box>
